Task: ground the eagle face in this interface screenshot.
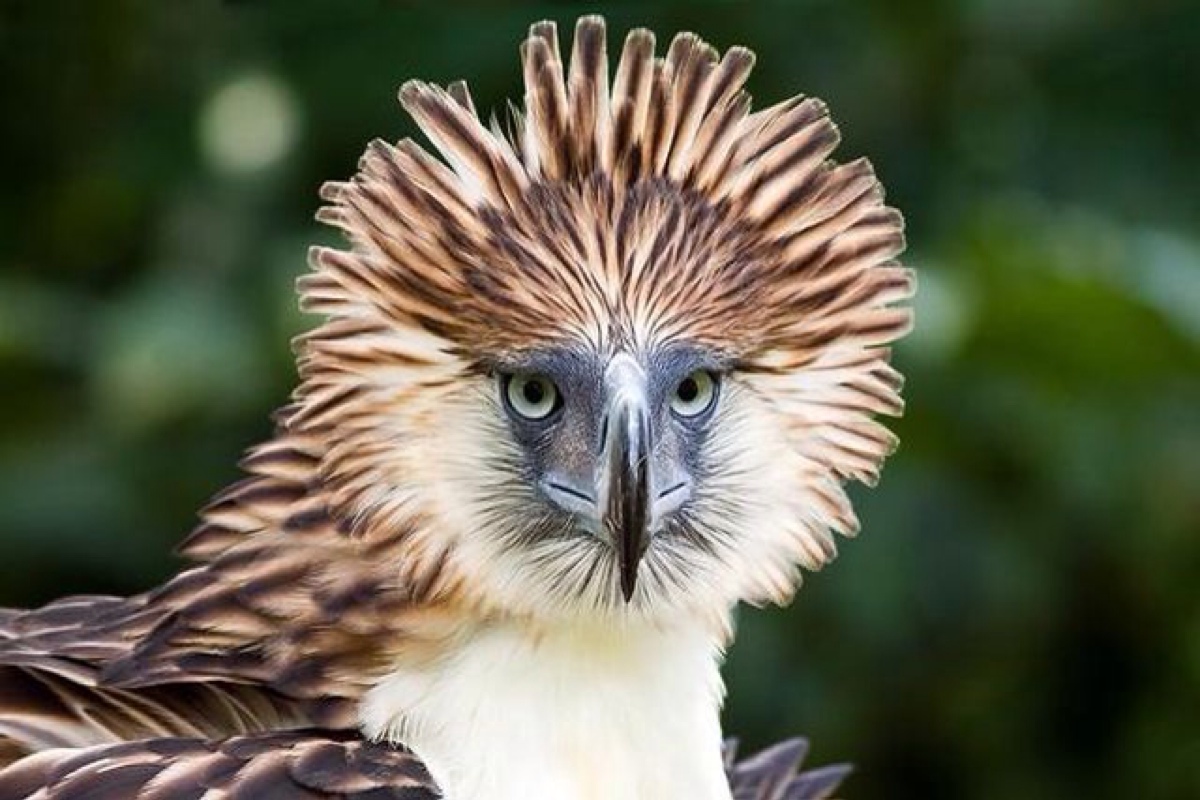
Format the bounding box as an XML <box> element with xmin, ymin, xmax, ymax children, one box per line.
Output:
<box><xmin>496</xmin><ymin>347</ymin><xmax>720</xmax><ymax>577</ymax></box>
<box><xmin>302</xmin><ymin>17</ymin><xmax>913</xmax><ymax>627</ymax></box>
<box><xmin>487</xmin><ymin>341</ymin><xmax>734</xmax><ymax>608</ymax></box>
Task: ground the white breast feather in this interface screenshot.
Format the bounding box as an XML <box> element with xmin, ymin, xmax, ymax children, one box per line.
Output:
<box><xmin>360</xmin><ymin>619</ymin><xmax>732</xmax><ymax>800</ymax></box>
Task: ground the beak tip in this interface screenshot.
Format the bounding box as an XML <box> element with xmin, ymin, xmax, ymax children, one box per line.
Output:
<box><xmin>620</xmin><ymin>571</ymin><xmax>637</xmax><ymax>603</ymax></box>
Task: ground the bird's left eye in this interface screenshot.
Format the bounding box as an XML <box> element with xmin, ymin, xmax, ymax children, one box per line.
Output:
<box><xmin>503</xmin><ymin>373</ymin><xmax>561</xmax><ymax>420</ymax></box>
<box><xmin>670</xmin><ymin>370</ymin><xmax>718</xmax><ymax>418</ymax></box>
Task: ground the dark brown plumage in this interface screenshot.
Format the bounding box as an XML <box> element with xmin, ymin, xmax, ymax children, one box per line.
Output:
<box><xmin>0</xmin><ymin>731</ymin><xmax>844</xmax><ymax>800</ymax></box>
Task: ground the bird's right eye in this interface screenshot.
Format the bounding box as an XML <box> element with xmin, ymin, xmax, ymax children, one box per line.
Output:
<box><xmin>670</xmin><ymin>369</ymin><xmax>718</xmax><ymax>418</ymax></box>
<box><xmin>503</xmin><ymin>373</ymin><xmax>561</xmax><ymax>420</ymax></box>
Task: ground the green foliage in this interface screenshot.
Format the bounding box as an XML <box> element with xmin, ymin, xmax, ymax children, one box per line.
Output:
<box><xmin>1</xmin><ymin>2</ymin><xmax>1197</xmax><ymax>797</ymax></box>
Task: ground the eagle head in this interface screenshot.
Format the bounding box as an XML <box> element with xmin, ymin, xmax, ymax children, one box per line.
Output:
<box><xmin>298</xmin><ymin>17</ymin><xmax>912</xmax><ymax>627</ymax></box>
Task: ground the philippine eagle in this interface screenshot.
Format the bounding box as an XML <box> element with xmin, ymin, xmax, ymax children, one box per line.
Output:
<box><xmin>0</xmin><ymin>16</ymin><xmax>911</xmax><ymax>800</ymax></box>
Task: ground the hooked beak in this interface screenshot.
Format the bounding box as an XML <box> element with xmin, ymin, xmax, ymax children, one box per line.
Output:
<box><xmin>599</xmin><ymin>358</ymin><xmax>652</xmax><ymax>603</ymax></box>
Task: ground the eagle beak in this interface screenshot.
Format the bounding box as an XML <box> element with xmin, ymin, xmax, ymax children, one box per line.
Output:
<box><xmin>600</xmin><ymin>357</ymin><xmax>652</xmax><ymax>603</ymax></box>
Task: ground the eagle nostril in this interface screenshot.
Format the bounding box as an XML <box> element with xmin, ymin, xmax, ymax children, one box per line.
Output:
<box><xmin>547</xmin><ymin>481</ymin><xmax>595</xmax><ymax>506</ymax></box>
<box><xmin>657</xmin><ymin>481</ymin><xmax>688</xmax><ymax>500</ymax></box>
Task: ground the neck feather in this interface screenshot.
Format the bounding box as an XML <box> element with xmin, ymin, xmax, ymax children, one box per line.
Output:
<box><xmin>360</xmin><ymin>614</ymin><xmax>733</xmax><ymax>800</ymax></box>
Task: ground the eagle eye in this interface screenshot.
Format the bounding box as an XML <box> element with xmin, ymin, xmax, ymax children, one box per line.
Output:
<box><xmin>503</xmin><ymin>373</ymin><xmax>561</xmax><ymax>421</ymax></box>
<box><xmin>670</xmin><ymin>370</ymin><xmax>719</xmax><ymax>418</ymax></box>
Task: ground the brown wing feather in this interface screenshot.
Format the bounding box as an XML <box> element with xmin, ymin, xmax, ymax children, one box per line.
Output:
<box><xmin>0</xmin><ymin>732</ymin><xmax>847</xmax><ymax>800</ymax></box>
<box><xmin>0</xmin><ymin>730</ymin><xmax>438</xmax><ymax>800</ymax></box>
<box><xmin>0</xmin><ymin>422</ymin><xmax>449</xmax><ymax>766</ymax></box>
<box><xmin>0</xmin><ymin>595</ymin><xmax>327</xmax><ymax>768</ymax></box>
<box><xmin>98</xmin><ymin>438</ymin><xmax>430</xmax><ymax>709</ymax></box>
<box><xmin>725</xmin><ymin>738</ymin><xmax>852</xmax><ymax>800</ymax></box>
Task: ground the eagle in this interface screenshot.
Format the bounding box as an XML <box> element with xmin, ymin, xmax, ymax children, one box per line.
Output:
<box><xmin>0</xmin><ymin>15</ymin><xmax>911</xmax><ymax>800</ymax></box>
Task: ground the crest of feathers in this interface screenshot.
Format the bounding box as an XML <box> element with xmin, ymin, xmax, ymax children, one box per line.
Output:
<box><xmin>313</xmin><ymin>19</ymin><xmax>908</xmax><ymax>356</ymax></box>
<box><xmin>309</xmin><ymin>18</ymin><xmax>909</xmax><ymax>357</ymax></box>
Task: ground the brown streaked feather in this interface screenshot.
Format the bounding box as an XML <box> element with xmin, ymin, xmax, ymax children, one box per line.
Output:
<box><xmin>0</xmin><ymin>731</ymin><xmax>846</xmax><ymax>799</ymax></box>
<box><xmin>0</xmin><ymin>730</ymin><xmax>438</xmax><ymax>800</ymax></box>
<box><xmin>566</xmin><ymin>16</ymin><xmax>610</xmax><ymax>176</ymax></box>
<box><xmin>0</xmin><ymin>433</ymin><xmax>409</xmax><ymax>762</ymax></box>
<box><xmin>725</xmin><ymin>738</ymin><xmax>852</xmax><ymax>800</ymax></box>
<box><xmin>446</xmin><ymin>79</ymin><xmax>477</xmax><ymax>117</ymax></box>
<box><xmin>609</xmin><ymin>27</ymin><xmax>655</xmax><ymax>181</ymax></box>
<box><xmin>521</xmin><ymin>21</ymin><xmax>569</xmax><ymax>181</ymax></box>
<box><xmin>0</xmin><ymin>597</ymin><xmax>330</xmax><ymax>768</ymax></box>
<box><xmin>398</xmin><ymin>81</ymin><xmax>527</xmax><ymax>209</ymax></box>
<box><xmin>663</xmin><ymin>32</ymin><xmax>720</xmax><ymax>181</ymax></box>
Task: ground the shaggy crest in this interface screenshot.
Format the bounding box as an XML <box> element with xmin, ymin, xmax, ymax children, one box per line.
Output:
<box><xmin>308</xmin><ymin>16</ymin><xmax>909</xmax><ymax>360</ymax></box>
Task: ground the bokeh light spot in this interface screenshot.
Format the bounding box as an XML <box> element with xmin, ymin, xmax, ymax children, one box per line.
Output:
<box><xmin>906</xmin><ymin>264</ymin><xmax>975</xmax><ymax>363</ymax></box>
<box><xmin>199</xmin><ymin>73</ymin><xmax>299</xmax><ymax>174</ymax></box>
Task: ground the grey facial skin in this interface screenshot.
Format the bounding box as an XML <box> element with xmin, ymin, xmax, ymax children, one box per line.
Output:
<box><xmin>498</xmin><ymin>346</ymin><xmax>722</xmax><ymax>600</ymax></box>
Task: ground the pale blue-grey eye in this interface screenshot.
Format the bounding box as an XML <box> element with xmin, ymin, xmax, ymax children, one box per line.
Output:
<box><xmin>670</xmin><ymin>370</ymin><xmax>718</xmax><ymax>418</ymax></box>
<box><xmin>504</xmin><ymin>373</ymin><xmax>560</xmax><ymax>420</ymax></box>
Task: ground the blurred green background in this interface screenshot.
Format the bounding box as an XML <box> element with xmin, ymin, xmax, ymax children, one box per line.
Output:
<box><xmin>1</xmin><ymin>1</ymin><xmax>1197</xmax><ymax>797</ymax></box>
